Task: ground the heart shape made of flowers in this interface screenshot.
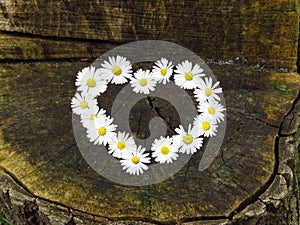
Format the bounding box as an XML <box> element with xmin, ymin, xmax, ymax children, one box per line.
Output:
<box><xmin>71</xmin><ymin>56</ymin><xmax>225</xmax><ymax>176</ymax></box>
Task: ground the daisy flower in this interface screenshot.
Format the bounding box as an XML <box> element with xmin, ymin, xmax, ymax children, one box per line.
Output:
<box><xmin>100</xmin><ymin>55</ymin><xmax>132</xmax><ymax>84</ymax></box>
<box><xmin>86</xmin><ymin>115</ymin><xmax>117</xmax><ymax>145</ymax></box>
<box><xmin>197</xmin><ymin>100</ymin><xmax>225</xmax><ymax>123</ymax></box>
<box><xmin>80</xmin><ymin>105</ymin><xmax>106</xmax><ymax>129</ymax></box>
<box><xmin>173</xmin><ymin>124</ymin><xmax>203</xmax><ymax>154</ymax></box>
<box><xmin>194</xmin><ymin>77</ymin><xmax>223</xmax><ymax>102</ymax></box>
<box><xmin>120</xmin><ymin>146</ymin><xmax>151</xmax><ymax>175</ymax></box>
<box><xmin>130</xmin><ymin>69</ymin><xmax>157</xmax><ymax>94</ymax></box>
<box><xmin>174</xmin><ymin>60</ymin><xmax>205</xmax><ymax>89</ymax></box>
<box><xmin>151</xmin><ymin>136</ymin><xmax>178</xmax><ymax>164</ymax></box>
<box><xmin>193</xmin><ymin>114</ymin><xmax>218</xmax><ymax>137</ymax></box>
<box><xmin>108</xmin><ymin>131</ymin><xmax>137</xmax><ymax>159</ymax></box>
<box><xmin>75</xmin><ymin>66</ymin><xmax>107</xmax><ymax>97</ymax></box>
<box><xmin>71</xmin><ymin>92</ymin><xmax>97</xmax><ymax>116</ymax></box>
<box><xmin>151</xmin><ymin>57</ymin><xmax>174</xmax><ymax>84</ymax></box>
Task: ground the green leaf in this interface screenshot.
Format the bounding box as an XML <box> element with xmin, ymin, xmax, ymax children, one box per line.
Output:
<box><xmin>0</xmin><ymin>214</ymin><xmax>13</xmax><ymax>225</ymax></box>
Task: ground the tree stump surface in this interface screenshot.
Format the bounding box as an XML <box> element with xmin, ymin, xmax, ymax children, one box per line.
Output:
<box><xmin>0</xmin><ymin>62</ymin><xmax>299</xmax><ymax>224</ymax></box>
<box><xmin>0</xmin><ymin>0</ymin><xmax>300</xmax><ymax>224</ymax></box>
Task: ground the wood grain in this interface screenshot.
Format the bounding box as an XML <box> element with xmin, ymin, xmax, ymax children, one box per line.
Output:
<box><xmin>0</xmin><ymin>0</ymin><xmax>298</xmax><ymax>69</ymax></box>
<box><xmin>0</xmin><ymin>62</ymin><xmax>299</xmax><ymax>223</ymax></box>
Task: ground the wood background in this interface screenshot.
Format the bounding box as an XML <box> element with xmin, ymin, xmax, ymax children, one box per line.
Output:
<box><xmin>0</xmin><ymin>0</ymin><xmax>300</xmax><ymax>225</ymax></box>
<box><xmin>0</xmin><ymin>0</ymin><xmax>298</xmax><ymax>70</ymax></box>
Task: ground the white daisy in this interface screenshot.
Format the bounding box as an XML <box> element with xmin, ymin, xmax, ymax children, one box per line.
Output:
<box><xmin>71</xmin><ymin>92</ymin><xmax>97</xmax><ymax>116</ymax></box>
<box><xmin>151</xmin><ymin>57</ymin><xmax>174</xmax><ymax>84</ymax></box>
<box><xmin>120</xmin><ymin>146</ymin><xmax>151</xmax><ymax>175</ymax></box>
<box><xmin>130</xmin><ymin>69</ymin><xmax>157</xmax><ymax>94</ymax></box>
<box><xmin>174</xmin><ymin>60</ymin><xmax>205</xmax><ymax>89</ymax></box>
<box><xmin>108</xmin><ymin>131</ymin><xmax>137</xmax><ymax>159</ymax></box>
<box><xmin>75</xmin><ymin>66</ymin><xmax>107</xmax><ymax>97</ymax></box>
<box><xmin>86</xmin><ymin>115</ymin><xmax>117</xmax><ymax>145</ymax></box>
<box><xmin>100</xmin><ymin>55</ymin><xmax>132</xmax><ymax>84</ymax></box>
<box><xmin>173</xmin><ymin>124</ymin><xmax>203</xmax><ymax>154</ymax></box>
<box><xmin>197</xmin><ymin>100</ymin><xmax>225</xmax><ymax>123</ymax></box>
<box><xmin>194</xmin><ymin>77</ymin><xmax>223</xmax><ymax>102</ymax></box>
<box><xmin>80</xmin><ymin>104</ymin><xmax>106</xmax><ymax>129</ymax></box>
<box><xmin>151</xmin><ymin>136</ymin><xmax>178</xmax><ymax>164</ymax></box>
<box><xmin>193</xmin><ymin>114</ymin><xmax>218</xmax><ymax>137</ymax></box>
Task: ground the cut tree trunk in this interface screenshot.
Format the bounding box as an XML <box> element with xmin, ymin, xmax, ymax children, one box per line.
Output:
<box><xmin>0</xmin><ymin>0</ymin><xmax>299</xmax><ymax>224</ymax></box>
<box><xmin>0</xmin><ymin>62</ymin><xmax>299</xmax><ymax>224</ymax></box>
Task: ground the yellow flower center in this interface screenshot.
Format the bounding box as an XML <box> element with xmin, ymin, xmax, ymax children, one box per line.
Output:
<box><xmin>90</xmin><ymin>114</ymin><xmax>97</xmax><ymax>120</ymax></box>
<box><xmin>185</xmin><ymin>72</ymin><xmax>193</xmax><ymax>81</ymax></box>
<box><xmin>117</xmin><ymin>141</ymin><xmax>126</xmax><ymax>150</ymax></box>
<box><xmin>132</xmin><ymin>156</ymin><xmax>140</xmax><ymax>164</ymax></box>
<box><xmin>160</xmin><ymin>68</ymin><xmax>167</xmax><ymax>76</ymax></box>
<box><xmin>98</xmin><ymin>127</ymin><xmax>106</xmax><ymax>136</ymax></box>
<box><xmin>208</xmin><ymin>107</ymin><xmax>215</xmax><ymax>115</ymax></box>
<box><xmin>202</xmin><ymin>122</ymin><xmax>210</xmax><ymax>131</ymax></box>
<box><xmin>205</xmin><ymin>88</ymin><xmax>212</xmax><ymax>96</ymax></box>
<box><xmin>112</xmin><ymin>66</ymin><xmax>122</xmax><ymax>76</ymax></box>
<box><xmin>183</xmin><ymin>134</ymin><xmax>193</xmax><ymax>144</ymax></box>
<box><xmin>160</xmin><ymin>146</ymin><xmax>170</xmax><ymax>155</ymax></box>
<box><xmin>80</xmin><ymin>101</ymin><xmax>88</xmax><ymax>108</ymax></box>
<box><xmin>139</xmin><ymin>78</ymin><xmax>148</xmax><ymax>86</ymax></box>
<box><xmin>86</xmin><ymin>78</ymin><xmax>96</xmax><ymax>87</ymax></box>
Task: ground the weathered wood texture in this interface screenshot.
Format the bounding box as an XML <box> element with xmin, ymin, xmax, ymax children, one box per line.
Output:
<box><xmin>0</xmin><ymin>0</ymin><xmax>298</xmax><ymax>70</ymax></box>
<box><xmin>0</xmin><ymin>170</ymin><xmax>153</xmax><ymax>225</ymax></box>
<box><xmin>0</xmin><ymin>62</ymin><xmax>299</xmax><ymax>224</ymax></box>
<box><xmin>0</xmin><ymin>32</ymin><xmax>116</xmax><ymax>60</ymax></box>
<box><xmin>228</xmin><ymin>97</ymin><xmax>300</xmax><ymax>225</ymax></box>
<box><xmin>0</xmin><ymin>0</ymin><xmax>299</xmax><ymax>224</ymax></box>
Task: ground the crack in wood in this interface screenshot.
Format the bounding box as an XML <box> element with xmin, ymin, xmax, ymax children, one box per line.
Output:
<box><xmin>226</xmin><ymin>90</ymin><xmax>300</xmax><ymax>224</ymax></box>
<box><xmin>0</xmin><ymin>103</ymin><xmax>297</xmax><ymax>224</ymax></box>
<box><xmin>235</xmin><ymin>111</ymin><xmax>280</xmax><ymax>129</ymax></box>
<box><xmin>18</xmin><ymin>143</ymin><xmax>78</xmax><ymax>180</ymax></box>
<box><xmin>146</xmin><ymin>97</ymin><xmax>175</xmax><ymax>134</ymax></box>
<box><xmin>0</xmin><ymin>62</ymin><xmax>299</xmax><ymax>224</ymax></box>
